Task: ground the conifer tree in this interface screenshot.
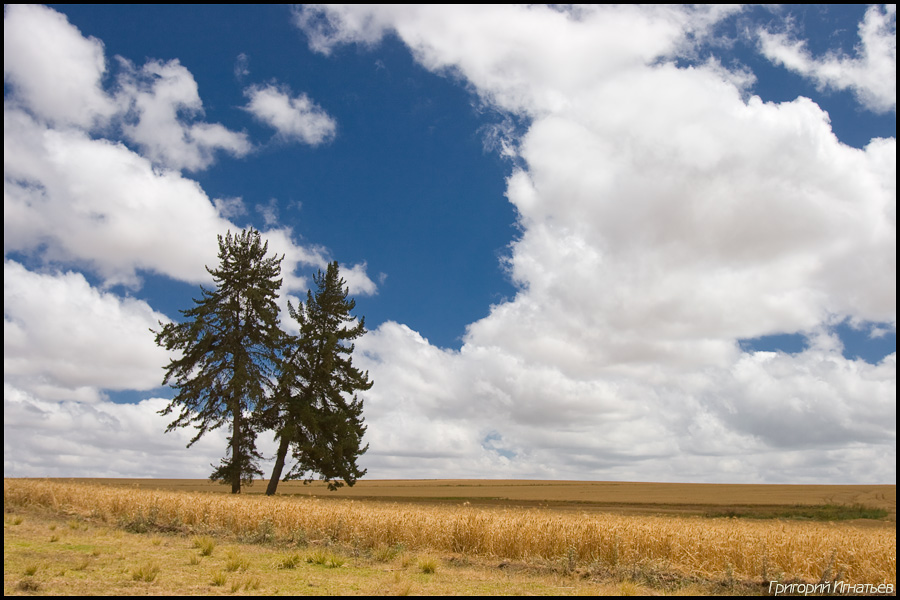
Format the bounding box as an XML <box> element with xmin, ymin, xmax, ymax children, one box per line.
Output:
<box><xmin>154</xmin><ymin>229</ymin><xmax>284</xmax><ymax>494</ymax></box>
<box><xmin>264</xmin><ymin>261</ymin><xmax>371</xmax><ymax>495</ymax></box>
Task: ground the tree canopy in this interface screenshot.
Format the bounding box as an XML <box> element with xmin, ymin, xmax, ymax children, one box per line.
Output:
<box><xmin>154</xmin><ymin>230</ymin><xmax>371</xmax><ymax>495</ymax></box>
<box><xmin>264</xmin><ymin>261</ymin><xmax>371</xmax><ymax>495</ymax></box>
<box><xmin>154</xmin><ymin>229</ymin><xmax>283</xmax><ymax>493</ymax></box>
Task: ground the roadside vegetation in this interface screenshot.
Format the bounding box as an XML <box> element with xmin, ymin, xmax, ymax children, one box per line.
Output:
<box><xmin>4</xmin><ymin>479</ymin><xmax>895</xmax><ymax>595</ymax></box>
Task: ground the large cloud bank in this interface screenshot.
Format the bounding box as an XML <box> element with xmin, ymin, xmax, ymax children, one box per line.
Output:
<box><xmin>4</xmin><ymin>5</ymin><xmax>895</xmax><ymax>483</ymax></box>
<box><xmin>300</xmin><ymin>5</ymin><xmax>895</xmax><ymax>483</ymax></box>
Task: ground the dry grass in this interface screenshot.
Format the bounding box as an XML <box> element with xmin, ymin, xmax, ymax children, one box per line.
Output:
<box><xmin>3</xmin><ymin>507</ymin><xmax>648</xmax><ymax>596</ymax></box>
<box><xmin>4</xmin><ymin>478</ymin><xmax>895</xmax><ymax>588</ymax></box>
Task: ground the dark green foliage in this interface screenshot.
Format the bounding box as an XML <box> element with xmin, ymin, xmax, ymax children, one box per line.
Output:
<box><xmin>154</xmin><ymin>229</ymin><xmax>284</xmax><ymax>494</ymax></box>
<box><xmin>265</xmin><ymin>261</ymin><xmax>371</xmax><ymax>494</ymax></box>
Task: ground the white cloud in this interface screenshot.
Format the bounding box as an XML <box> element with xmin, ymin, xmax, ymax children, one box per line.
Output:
<box><xmin>213</xmin><ymin>196</ymin><xmax>248</xmax><ymax>219</ymax></box>
<box><xmin>2</xmin><ymin>5</ymin><xmax>378</xmax><ymax>482</ymax></box>
<box><xmin>1</xmin><ymin>5</ymin><xmax>893</xmax><ymax>484</ymax></box>
<box><xmin>116</xmin><ymin>58</ymin><xmax>253</xmax><ymax>171</ymax></box>
<box><xmin>758</xmin><ymin>5</ymin><xmax>897</xmax><ymax>113</ymax></box>
<box><xmin>4</xmin><ymin>5</ymin><xmax>252</xmax><ymax>169</ymax></box>
<box><xmin>296</xmin><ymin>5</ymin><xmax>896</xmax><ymax>483</ymax></box>
<box><xmin>341</xmin><ymin>262</ymin><xmax>378</xmax><ymax>297</ymax></box>
<box><xmin>4</xmin><ymin>105</ymin><xmax>376</xmax><ymax>294</ymax></box>
<box><xmin>3</xmin><ymin>4</ymin><xmax>371</xmax><ymax>293</ymax></box>
<box><xmin>3</xmin><ymin>260</ymin><xmax>171</xmax><ymax>402</ymax></box>
<box><xmin>3</xmin><ymin>385</ymin><xmax>238</xmax><ymax>478</ymax></box>
<box><xmin>243</xmin><ymin>83</ymin><xmax>336</xmax><ymax>145</ymax></box>
<box><xmin>296</xmin><ymin>5</ymin><xmax>742</xmax><ymax>117</ymax></box>
<box><xmin>4</xmin><ymin>107</ymin><xmax>234</xmax><ymax>287</ymax></box>
<box><xmin>3</xmin><ymin>4</ymin><xmax>116</xmax><ymax>128</ymax></box>
<box><xmin>256</xmin><ymin>197</ymin><xmax>280</xmax><ymax>226</ymax></box>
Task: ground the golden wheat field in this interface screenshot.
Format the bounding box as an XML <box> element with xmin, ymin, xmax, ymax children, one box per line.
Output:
<box><xmin>4</xmin><ymin>478</ymin><xmax>895</xmax><ymax>590</ymax></box>
<box><xmin>49</xmin><ymin>477</ymin><xmax>897</xmax><ymax>517</ymax></box>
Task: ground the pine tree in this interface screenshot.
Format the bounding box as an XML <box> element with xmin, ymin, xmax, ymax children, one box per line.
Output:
<box><xmin>154</xmin><ymin>229</ymin><xmax>284</xmax><ymax>494</ymax></box>
<box><xmin>265</xmin><ymin>261</ymin><xmax>371</xmax><ymax>495</ymax></box>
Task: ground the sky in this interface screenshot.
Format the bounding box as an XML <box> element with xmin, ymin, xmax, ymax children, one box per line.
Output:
<box><xmin>4</xmin><ymin>4</ymin><xmax>896</xmax><ymax>484</ymax></box>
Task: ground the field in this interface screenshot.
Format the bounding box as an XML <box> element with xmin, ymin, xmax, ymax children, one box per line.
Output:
<box><xmin>4</xmin><ymin>478</ymin><xmax>896</xmax><ymax>596</ymax></box>
<box><xmin>48</xmin><ymin>477</ymin><xmax>898</xmax><ymax>520</ymax></box>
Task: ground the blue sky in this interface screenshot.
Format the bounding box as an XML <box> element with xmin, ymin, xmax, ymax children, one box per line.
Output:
<box><xmin>4</xmin><ymin>5</ymin><xmax>896</xmax><ymax>484</ymax></box>
<box><xmin>41</xmin><ymin>4</ymin><xmax>521</xmax><ymax>352</ymax></box>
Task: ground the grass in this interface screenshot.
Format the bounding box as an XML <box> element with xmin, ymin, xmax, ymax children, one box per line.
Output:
<box><xmin>306</xmin><ymin>549</ymin><xmax>345</xmax><ymax>568</ymax></box>
<box><xmin>418</xmin><ymin>555</ymin><xmax>438</xmax><ymax>574</ymax></box>
<box><xmin>3</xmin><ymin>478</ymin><xmax>896</xmax><ymax>595</ymax></box>
<box><xmin>192</xmin><ymin>536</ymin><xmax>216</xmax><ymax>556</ymax></box>
<box><xmin>224</xmin><ymin>549</ymin><xmax>250</xmax><ymax>572</ymax></box>
<box><xmin>704</xmin><ymin>503</ymin><xmax>890</xmax><ymax>521</ymax></box>
<box><xmin>3</xmin><ymin>506</ymin><xmax>669</xmax><ymax>596</ymax></box>
<box><xmin>131</xmin><ymin>561</ymin><xmax>160</xmax><ymax>582</ymax></box>
<box><xmin>276</xmin><ymin>552</ymin><xmax>302</xmax><ymax>569</ymax></box>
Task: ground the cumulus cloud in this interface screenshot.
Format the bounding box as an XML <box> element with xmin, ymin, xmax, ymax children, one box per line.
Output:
<box><xmin>243</xmin><ymin>83</ymin><xmax>337</xmax><ymax>145</ymax></box>
<box><xmin>3</xmin><ymin>4</ymin><xmax>116</xmax><ymax>127</ymax></box>
<box><xmin>115</xmin><ymin>58</ymin><xmax>253</xmax><ymax>171</ymax></box>
<box><xmin>3</xmin><ymin>5</ymin><xmax>373</xmax><ymax>294</ymax></box>
<box><xmin>4</xmin><ymin>5</ymin><xmax>253</xmax><ymax>171</ymax></box>
<box><xmin>2</xmin><ymin>5</ymin><xmax>893</xmax><ymax>484</ymax></box>
<box><xmin>4</xmin><ymin>107</ymin><xmax>235</xmax><ymax>287</ymax></box>
<box><xmin>3</xmin><ymin>260</ymin><xmax>171</xmax><ymax>402</ymax></box>
<box><xmin>3</xmin><ymin>385</ymin><xmax>239</xmax><ymax>478</ymax></box>
<box><xmin>758</xmin><ymin>5</ymin><xmax>897</xmax><ymax>113</ymax></box>
<box><xmin>3</xmin><ymin>6</ymin><xmax>379</xmax><ymax>479</ymax></box>
<box><xmin>296</xmin><ymin>5</ymin><xmax>895</xmax><ymax>483</ymax></box>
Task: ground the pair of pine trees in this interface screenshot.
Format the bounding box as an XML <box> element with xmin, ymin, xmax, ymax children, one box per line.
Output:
<box><xmin>153</xmin><ymin>229</ymin><xmax>371</xmax><ymax>494</ymax></box>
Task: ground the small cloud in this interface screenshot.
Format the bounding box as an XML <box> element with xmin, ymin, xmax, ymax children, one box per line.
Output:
<box><xmin>115</xmin><ymin>57</ymin><xmax>253</xmax><ymax>171</ymax></box>
<box><xmin>234</xmin><ymin>52</ymin><xmax>250</xmax><ymax>81</ymax></box>
<box><xmin>868</xmin><ymin>326</ymin><xmax>893</xmax><ymax>340</ymax></box>
<box><xmin>341</xmin><ymin>261</ymin><xmax>378</xmax><ymax>296</ymax></box>
<box><xmin>757</xmin><ymin>5</ymin><xmax>896</xmax><ymax>113</ymax></box>
<box><xmin>242</xmin><ymin>83</ymin><xmax>337</xmax><ymax>145</ymax></box>
<box><xmin>256</xmin><ymin>198</ymin><xmax>280</xmax><ymax>227</ymax></box>
<box><xmin>213</xmin><ymin>196</ymin><xmax>247</xmax><ymax>218</ymax></box>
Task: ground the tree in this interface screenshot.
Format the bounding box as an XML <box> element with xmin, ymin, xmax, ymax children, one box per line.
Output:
<box><xmin>264</xmin><ymin>261</ymin><xmax>371</xmax><ymax>495</ymax></box>
<box><xmin>154</xmin><ymin>229</ymin><xmax>284</xmax><ymax>494</ymax></box>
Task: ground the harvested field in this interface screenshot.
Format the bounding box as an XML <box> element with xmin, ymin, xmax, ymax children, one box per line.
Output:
<box><xmin>48</xmin><ymin>477</ymin><xmax>897</xmax><ymax>520</ymax></box>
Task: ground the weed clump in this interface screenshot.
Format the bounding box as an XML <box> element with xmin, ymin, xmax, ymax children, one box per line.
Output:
<box><xmin>192</xmin><ymin>536</ymin><xmax>216</xmax><ymax>556</ymax></box>
<box><xmin>131</xmin><ymin>562</ymin><xmax>160</xmax><ymax>582</ymax></box>
<box><xmin>418</xmin><ymin>555</ymin><xmax>438</xmax><ymax>574</ymax></box>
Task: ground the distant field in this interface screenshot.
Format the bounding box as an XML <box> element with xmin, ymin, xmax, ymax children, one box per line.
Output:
<box><xmin>50</xmin><ymin>478</ymin><xmax>897</xmax><ymax>521</ymax></box>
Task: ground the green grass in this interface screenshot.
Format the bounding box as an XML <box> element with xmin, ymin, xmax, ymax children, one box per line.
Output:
<box><xmin>704</xmin><ymin>503</ymin><xmax>889</xmax><ymax>521</ymax></box>
<box><xmin>276</xmin><ymin>552</ymin><xmax>303</xmax><ymax>569</ymax></box>
<box><xmin>305</xmin><ymin>549</ymin><xmax>345</xmax><ymax>568</ymax></box>
<box><xmin>224</xmin><ymin>549</ymin><xmax>250</xmax><ymax>572</ymax></box>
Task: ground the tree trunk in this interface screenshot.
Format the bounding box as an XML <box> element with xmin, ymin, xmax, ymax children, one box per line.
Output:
<box><xmin>266</xmin><ymin>433</ymin><xmax>291</xmax><ymax>496</ymax></box>
<box><xmin>232</xmin><ymin>408</ymin><xmax>242</xmax><ymax>494</ymax></box>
